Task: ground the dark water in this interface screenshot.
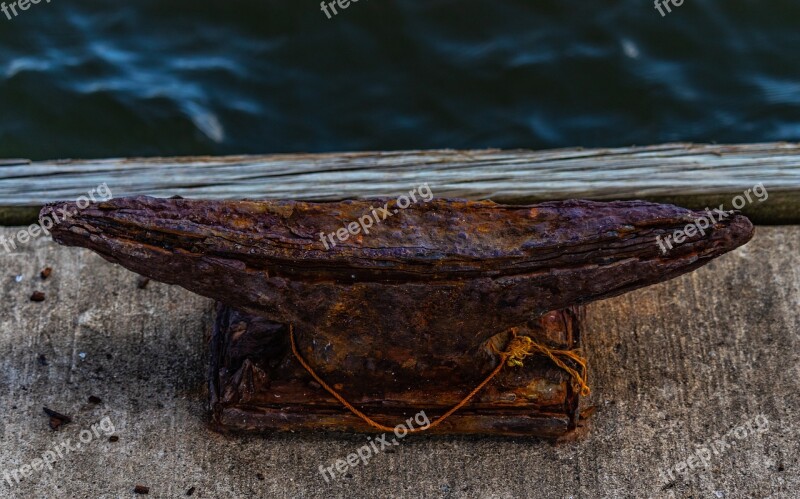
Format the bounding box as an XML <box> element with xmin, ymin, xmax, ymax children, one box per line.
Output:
<box><xmin>0</xmin><ymin>1</ymin><xmax>798</xmax><ymax>160</ymax></box>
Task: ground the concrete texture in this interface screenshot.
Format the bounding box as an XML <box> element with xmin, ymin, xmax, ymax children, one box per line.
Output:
<box><xmin>0</xmin><ymin>226</ymin><xmax>797</xmax><ymax>498</ymax></box>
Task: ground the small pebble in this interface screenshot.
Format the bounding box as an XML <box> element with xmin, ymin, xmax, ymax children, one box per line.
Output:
<box><xmin>43</xmin><ymin>407</ymin><xmax>72</xmax><ymax>430</ymax></box>
<box><xmin>30</xmin><ymin>291</ymin><xmax>45</xmax><ymax>302</ymax></box>
<box><xmin>40</xmin><ymin>267</ymin><xmax>52</xmax><ymax>279</ymax></box>
<box><xmin>15</xmin><ymin>275</ymin><xmax>23</xmax><ymax>282</ymax></box>
<box><xmin>134</xmin><ymin>485</ymin><xmax>150</xmax><ymax>495</ymax></box>
<box><xmin>88</xmin><ymin>395</ymin><xmax>102</xmax><ymax>404</ymax></box>
<box><xmin>109</xmin><ymin>436</ymin><xmax>119</xmax><ymax>442</ymax></box>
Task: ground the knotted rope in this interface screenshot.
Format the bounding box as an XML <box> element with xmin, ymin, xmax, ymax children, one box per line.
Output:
<box><xmin>289</xmin><ymin>325</ymin><xmax>589</xmax><ymax>433</ymax></box>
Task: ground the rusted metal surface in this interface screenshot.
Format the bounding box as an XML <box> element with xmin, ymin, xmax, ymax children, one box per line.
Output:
<box><xmin>210</xmin><ymin>305</ymin><xmax>583</xmax><ymax>437</ymax></box>
<box><xmin>43</xmin><ymin>197</ymin><xmax>753</xmax><ymax>435</ymax></box>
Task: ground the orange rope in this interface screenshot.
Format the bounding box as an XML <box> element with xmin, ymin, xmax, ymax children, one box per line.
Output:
<box><xmin>289</xmin><ymin>325</ymin><xmax>589</xmax><ymax>433</ymax></box>
<box><xmin>492</xmin><ymin>328</ymin><xmax>591</xmax><ymax>397</ymax></box>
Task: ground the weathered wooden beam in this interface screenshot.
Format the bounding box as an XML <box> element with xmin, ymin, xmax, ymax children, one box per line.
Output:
<box><xmin>2</xmin><ymin>142</ymin><xmax>799</xmax><ymax>225</ymax></box>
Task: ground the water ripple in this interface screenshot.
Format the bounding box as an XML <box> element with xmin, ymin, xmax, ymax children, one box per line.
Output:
<box><xmin>0</xmin><ymin>0</ymin><xmax>797</xmax><ymax>159</ymax></box>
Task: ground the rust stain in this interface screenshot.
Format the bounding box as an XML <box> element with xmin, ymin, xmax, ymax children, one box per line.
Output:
<box><xmin>43</xmin><ymin>196</ymin><xmax>753</xmax><ymax>436</ymax></box>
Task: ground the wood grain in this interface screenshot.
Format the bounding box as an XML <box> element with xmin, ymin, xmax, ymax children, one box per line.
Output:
<box><xmin>2</xmin><ymin>142</ymin><xmax>799</xmax><ymax>225</ymax></box>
